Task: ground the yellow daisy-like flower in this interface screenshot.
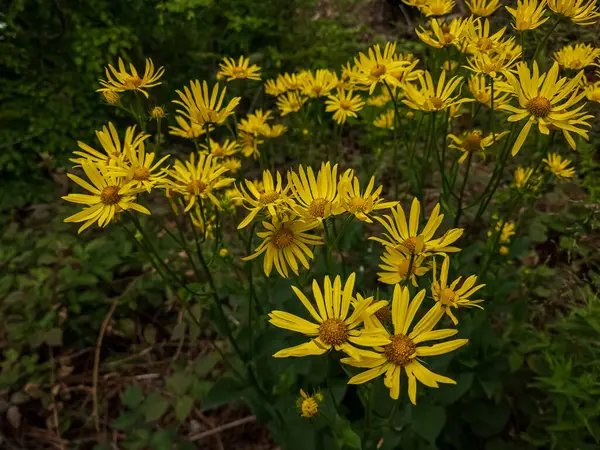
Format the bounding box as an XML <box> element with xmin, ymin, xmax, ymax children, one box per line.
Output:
<box><xmin>448</xmin><ymin>130</ymin><xmax>510</xmax><ymax>163</ymax></box>
<box><xmin>281</xmin><ymin>72</ymin><xmax>307</xmax><ymax>91</ymax></box>
<box><xmin>168</xmin><ymin>116</ymin><xmax>209</xmax><ymax>140</ymax></box>
<box><xmin>506</xmin><ymin>0</ymin><xmax>549</xmax><ymax>30</ymax></box>
<box><xmin>63</xmin><ymin>161</ymin><xmax>149</xmax><ymax>233</ymax></box>
<box><xmin>71</xmin><ymin>122</ymin><xmax>149</xmax><ymax>168</ymax></box>
<box><xmin>543</xmin><ymin>153</ymin><xmax>576</xmax><ymax>179</ymax></box>
<box><xmin>105</xmin><ymin>142</ymin><xmax>170</xmax><ymax>193</ymax></box>
<box><xmin>553</xmin><ymin>43</ymin><xmax>600</xmax><ymax>70</ymax></box>
<box><xmin>337</xmin><ymin>175</ymin><xmax>397</xmax><ymax>222</ymax></box>
<box><xmin>353</xmin><ymin>42</ymin><xmax>413</xmax><ymax>94</ymax></box>
<box><xmin>325</xmin><ymin>89</ymin><xmax>365</xmax><ymax>124</ymax></box>
<box><xmin>418</xmin><ymin>0</ymin><xmax>456</xmax><ymax>16</ymax></box>
<box><xmin>499</xmin><ymin>61</ymin><xmax>588</xmax><ymax>155</ymax></box>
<box><xmin>441</xmin><ymin>60</ymin><xmax>459</xmax><ymax>71</ymax></box>
<box><xmin>297</xmin><ymin>390</ymin><xmax>324</xmax><ymax>419</ymax></box>
<box><xmin>468</xmin><ymin>75</ymin><xmax>511</xmax><ymax>107</ymax></box>
<box><xmin>221</xmin><ymin>158</ymin><xmax>241</xmax><ymax>174</ymax></box>
<box><xmin>367</xmin><ymin>90</ymin><xmax>392</xmax><ymax>107</ymax></box>
<box><xmin>269</xmin><ymin>273</ymin><xmax>390</xmax><ymax>358</ymax></box>
<box><xmin>237</xmin><ymin>109</ymin><xmax>272</xmax><ymax>136</ymax></box>
<box><xmin>402</xmin><ymin>70</ymin><xmax>472</xmax><ymax>112</ymax></box>
<box><xmin>190</xmin><ymin>205</ymin><xmax>216</xmax><ymax>240</ymax></box>
<box><xmin>299</xmin><ymin>69</ymin><xmax>338</xmax><ymax>98</ymax></box>
<box><xmin>276</xmin><ymin>91</ymin><xmax>308</xmax><ymax>116</ymax></box>
<box><xmin>173</xmin><ymin>80</ymin><xmax>241</xmax><ymax>127</ymax></box>
<box><xmin>238</xmin><ymin>132</ymin><xmax>264</xmax><ymax>160</ymax></box>
<box><xmin>264</xmin><ymin>124</ymin><xmax>288</xmax><ymax>138</ymax></box>
<box><xmin>97</xmin><ymin>58</ymin><xmax>164</xmax><ymax>98</ymax></box>
<box><xmin>370</xmin><ymin>198</ymin><xmax>464</xmax><ymax>257</ymax></box>
<box><xmin>488</xmin><ymin>221</ymin><xmax>516</xmax><ymax>243</ymax></box>
<box><xmin>373</xmin><ymin>110</ymin><xmax>396</xmax><ymax>129</ymax></box>
<box><xmin>402</xmin><ymin>0</ymin><xmax>428</xmax><ymax>7</ymax></box>
<box><xmin>343</xmin><ymin>285</ymin><xmax>468</xmax><ymax>404</ymax></box>
<box><xmin>465</xmin><ymin>0</ymin><xmax>501</xmax><ymax>16</ymax></box>
<box><xmin>264</xmin><ymin>78</ymin><xmax>287</xmax><ymax>96</ymax></box>
<box><xmin>217</xmin><ymin>56</ymin><xmax>261</xmax><ymax>81</ymax></box>
<box><xmin>102</xmin><ymin>90</ymin><xmax>120</xmax><ymax>105</ymax></box>
<box><xmin>200</xmin><ymin>139</ymin><xmax>239</xmax><ymax>159</ymax></box>
<box><xmin>236</xmin><ymin>170</ymin><xmax>291</xmax><ymax>229</ymax></box>
<box><xmin>244</xmin><ymin>214</ymin><xmax>324</xmax><ymax>278</ymax></box>
<box><xmin>460</xmin><ymin>19</ymin><xmax>509</xmax><ymax>55</ymax></box>
<box><xmin>585</xmin><ymin>80</ymin><xmax>600</xmax><ymax>102</ymax></box>
<box><xmin>151</xmin><ymin>106</ymin><xmax>166</xmax><ymax>119</ymax></box>
<box><xmin>289</xmin><ymin>162</ymin><xmax>344</xmax><ymax>223</ymax></box>
<box><xmin>167</xmin><ymin>153</ymin><xmax>234</xmax><ymax>212</ymax></box>
<box><xmin>514</xmin><ymin>166</ymin><xmax>534</xmax><ymax>188</ymax></box>
<box><xmin>432</xmin><ymin>257</ymin><xmax>485</xmax><ymax>325</ymax></box>
<box><xmin>377</xmin><ymin>248</ymin><xmax>430</xmax><ymax>286</ymax></box>
<box><xmin>416</xmin><ymin>17</ymin><xmax>471</xmax><ymax>49</ymax></box>
<box><xmin>547</xmin><ymin>0</ymin><xmax>600</xmax><ymax>25</ymax></box>
<box><xmin>464</xmin><ymin>49</ymin><xmax>520</xmax><ymax>78</ymax></box>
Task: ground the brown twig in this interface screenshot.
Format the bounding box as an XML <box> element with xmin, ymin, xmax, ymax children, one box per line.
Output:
<box><xmin>188</xmin><ymin>415</ymin><xmax>256</xmax><ymax>441</ymax></box>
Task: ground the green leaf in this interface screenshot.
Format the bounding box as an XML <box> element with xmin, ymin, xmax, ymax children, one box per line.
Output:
<box><xmin>143</xmin><ymin>393</ymin><xmax>169</xmax><ymax>422</ymax></box>
<box><xmin>44</xmin><ymin>328</ymin><xmax>63</xmax><ymax>347</ymax></box>
<box><xmin>175</xmin><ymin>395</ymin><xmax>194</xmax><ymax>422</ymax></box>
<box><xmin>190</xmin><ymin>380</ymin><xmax>213</xmax><ymax>400</ymax></box>
<box><xmin>193</xmin><ymin>352</ymin><xmax>220</xmax><ymax>377</ymax></box>
<box><xmin>437</xmin><ymin>372</ymin><xmax>474</xmax><ymax>405</ymax></box>
<box><xmin>149</xmin><ymin>428</ymin><xmax>177</xmax><ymax>450</ymax></box>
<box><xmin>411</xmin><ymin>404</ymin><xmax>446</xmax><ymax>444</ymax></box>
<box><xmin>143</xmin><ymin>325</ymin><xmax>157</xmax><ymax>345</ymax></box>
<box><xmin>338</xmin><ymin>422</ymin><xmax>362</xmax><ymax>449</ymax></box>
<box><xmin>201</xmin><ymin>376</ymin><xmax>245</xmax><ymax>411</ymax></box>
<box><xmin>166</xmin><ymin>372</ymin><xmax>193</xmax><ymax>396</ymax></box>
<box><xmin>122</xmin><ymin>385</ymin><xmax>144</xmax><ymax>409</ymax></box>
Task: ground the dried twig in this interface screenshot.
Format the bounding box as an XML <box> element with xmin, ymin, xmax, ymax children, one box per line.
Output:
<box><xmin>188</xmin><ymin>415</ymin><xmax>256</xmax><ymax>441</ymax></box>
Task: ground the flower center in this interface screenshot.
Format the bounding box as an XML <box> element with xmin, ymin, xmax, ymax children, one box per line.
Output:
<box><xmin>100</xmin><ymin>185</ymin><xmax>121</xmax><ymax>205</ymax></box>
<box><xmin>590</xmin><ymin>91</ymin><xmax>600</xmax><ymax>102</ymax></box>
<box><xmin>384</xmin><ymin>334</ymin><xmax>416</xmax><ymax>366</ymax></box>
<box><xmin>187</xmin><ymin>180</ymin><xmax>208</xmax><ymax>195</ymax></box>
<box><xmin>124</xmin><ymin>75</ymin><xmax>143</xmax><ymax>89</ymax></box>
<box><xmin>151</xmin><ymin>107</ymin><xmax>165</xmax><ymax>118</ymax></box>
<box><xmin>374</xmin><ymin>305</ymin><xmax>392</xmax><ymax>323</ymax></box>
<box><xmin>430</xmin><ymin>96</ymin><xmax>445</xmax><ymax>109</ymax></box>
<box><xmin>308</xmin><ymin>198</ymin><xmax>329</xmax><ymax>218</ymax></box>
<box><xmin>273</xmin><ymin>228</ymin><xmax>294</xmax><ymax>249</ymax></box>
<box><xmin>429</xmin><ymin>5</ymin><xmax>445</xmax><ymax>14</ymax></box>
<box><xmin>443</xmin><ymin>33</ymin><xmax>455</xmax><ymax>43</ymax></box>
<box><xmin>232</xmin><ymin>67</ymin><xmax>246</xmax><ymax>77</ymax></box>
<box><xmin>311</xmin><ymin>86</ymin><xmax>323</xmax><ymax>96</ymax></box>
<box><xmin>301</xmin><ymin>398</ymin><xmax>319</xmax><ymax>418</ymax></box>
<box><xmin>133</xmin><ymin>167</ymin><xmax>150</xmax><ymax>181</ymax></box>
<box><xmin>348</xmin><ymin>197</ymin><xmax>367</xmax><ymax>213</ymax></box>
<box><xmin>401</xmin><ymin>236</ymin><xmax>418</xmax><ymax>254</ymax></box>
<box><xmin>212</xmin><ymin>146</ymin><xmax>224</xmax><ymax>157</ymax></box>
<box><xmin>440</xmin><ymin>288</ymin><xmax>456</xmax><ymax>305</ymax></box>
<box><xmin>370</xmin><ymin>64</ymin><xmax>387</xmax><ymax>78</ymax></box>
<box><xmin>478</xmin><ymin>37</ymin><xmax>492</xmax><ymax>52</ymax></box>
<box><xmin>482</xmin><ymin>63</ymin><xmax>497</xmax><ymax>73</ymax></box>
<box><xmin>318</xmin><ymin>318</ymin><xmax>348</xmax><ymax>346</ymax></box>
<box><xmin>570</xmin><ymin>59</ymin><xmax>583</xmax><ymax>69</ymax></box>
<box><xmin>464</xmin><ymin>133</ymin><xmax>483</xmax><ymax>151</ymax></box>
<box><xmin>259</xmin><ymin>191</ymin><xmax>280</xmax><ymax>205</ymax></box>
<box><xmin>526</xmin><ymin>95</ymin><xmax>552</xmax><ymax>118</ymax></box>
<box><xmin>339</xmin><ymin>100</ymin><xmax>353</xmax><ymax>110</ymax></box>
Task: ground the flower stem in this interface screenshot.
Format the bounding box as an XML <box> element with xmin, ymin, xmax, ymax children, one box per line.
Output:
<box><xmin>384</xmin><ymin>80</ymin><xmax>401</xmax><ymax>199</ymax></box>
<box><xmin>454</xmin><ymin>152</ymin><xmax>473</xmax><ymax>227</ymax></box>
<box><xmin>533</xmin><ymin>17</ymin><xmax>560</xmax><ymax>63</ymax></box>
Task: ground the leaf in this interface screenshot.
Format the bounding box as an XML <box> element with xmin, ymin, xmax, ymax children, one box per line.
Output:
<box><xmin>143</xmin><ymin>325</ymin><xmax>157</xmax><ymax>345</ymax></box>
<box><xmin>189</xmin><ymin>380</ymin><xmax>213</xmax><ymax>400</ymax></box>
<box><xmin>508</xmin><ymin>352</ymin><xmax>524</xmax><ymax>373</ymax></box>
<box><xmin>193</xmin><ymin>352</ymin><xmax>220</xmax><ymax>377</ymax></box>
<box><xmin>171</xmin><ymin>322</ymin><xmax>187</xmax><ymax>341</ymax></box>
<box><xmin>149</xmin><ymin>428</ymin><xmax>177</xmax><ymax>450</ymax></box>
<box><xmin>122</xmin><ymin>385</ymin><xmax>144</xmax><ymax>409</ymax></box>
<box><xmin>436</xmin><ymin>372</ymin><xmax>474</xmax><ymax>405</ymax></box>
<box><xmin>201</xmin><ymin>376</ymin><xmax>245</xmax><ymax>411</ymax></box>
<box><xmin>44</xmin><ymin>328</ymin><xmax>63</xmax><ymax>347</ymax></box>
<box><xmin>166</xmin><ymin>372</ymin><xmax>193</xmax><ymax>396</ymax></box>
<box><xmin>337</xmin><ymin>421</ymin><xmax>362</xmax><ymax>449</ymax></box>
<box><xmin>143</xmin><ymin>393</ymin><xmax>169</xmax><ymax>422</ymax></box>
<box><xmin>175</xmin><ymin>395</ymin><xmax>194</xmax><ymax>422</ymax></box>
<box><xmin>411</xmin><ymin>404</ymin><xmax>446</xmax><ymax>444</ymax></box>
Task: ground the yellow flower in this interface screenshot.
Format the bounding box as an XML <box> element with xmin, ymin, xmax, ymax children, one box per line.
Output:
<box><xmin>264</xmin><ymin>78</ymin><xmax>286</xmax><ymax>96</ymax></box>
<box><xmin>219</xmin><ymin>248</ymin><xmax>229</xmax><ymax>257</ymax></box>
<box><xmin>367</xmin><ymin>90</ymin><xmax>392</xmax><ymax>106</ymax></box>
<box><xmin>377</xmin><ymin>248</ymin><xmax>430</xmax><ymax>286</ymax></box>
<box><xmin>236</xmin><ymin>170</ymin><xmax>291</xmax><ymax>229</ymax></box>
<box><xmin>105</xmin><ymin>142</ymin><xmax>170</xmax><ymax>193</ymax></box>
<box><xmin>168</xmin><ymin>116</ymin><xmax>210</xmax><ymax>140</ymax></box>
<box><xmin>402</xmin><ymin>0</ymin><xmax>428</xmax><ymax>7</ymax></box>
<box><xmin>300</xmin><ymin>69</ymin><xmax>338</xmax><ymax>98</ymax></box>
<box><xmin>342</xmin><ymin>285</ymin><xmax>468</xmax><ymax>403</ymax></box>
<box><xmin>244</xmin><ymin>214</ymin><xmax>324</xmax><ymax>278</ymax></box>
<box><xmin>337</xmin><ymin>175</ymin><xmax>396</xmax><ymax>222</ymax></box>
<box><xmin>370</xmin><ymin>198</ymin><xmax>464</xmax><ymax>257</ymax></box>
<box><xmin>448</xmin><ymin>130</ymin><xmax>510</xmax><ymax>163</ymax></box>
<box><xmin>460</xmin><ymin>19</ymin><xmax>510</xmax><ymax>55</ymax></box>
<box><xmin>506</xmin><ymin>0</ymin><xmax>549</xmax><ymax>30</ymax></box>
<box><xmin>416</xmin><ymin>17</ymin><xmax>471</xmax><ymax>49</ymax></box>
<box><xmin>543</xmin><ymin>153</ymin><xmax>576</xmax><ymax>179</ymax></box>
<box><xmin>514</xmin><ymin>166</ymin><xmax>534</xmax><ymax>188</ymax></box>
<box><xmin>465</xmin><ymin>0</ymin><xmax>501</xmax><ymax>16</ymax></box>
<box><xmin>217</xmin><ymin>56</ymin><xmax>261</xmax><ymax>81</ymax></box>
<box><xmin>173</xmin><ymin>80</ymin><xmax>241</xmax><ymax>127</ymax></box>
<box><xmin>167</xmin><ymin>153</ymin><xmax>234</xmax><ymax>212</ymax></box>
<box><xmin>464</xmin><ymin>49</ymin><xmax>520</xmax><ymax>77</ymax></box>
<box><xmin>63</xmin><ymin>161</ymin><xmax>149</xmax><ymax>233</ymax></box>
<box><xmin>289</xmin><ymin>163</ymin><xmax>344</xmax><ymax>223</ymax></box>
<box><xmin>280</xmin><ymin>72</ymin><xmax>306</xmax><ymax>91</ymax></box>
<box><xmin>488</xmin><ymin>221</ymin><xmax>515</xmax><ymax>243</ymax></box>
<box><xmin>276</xmin><ymin>91</ymin><xmax>308</xmax><ymax>116</ymax></box>
<box><xmin>402</xmin><ymin>70</ymin><xmax>472</xmax><ymax>112</ymax></box>
<box><xmin>553</xmin><ymin>43</ymin><xmax>600</xmax><ymax>70</ymax></box>
<box><xmin>238</xmin><ymin>132</ymin><xmax>264</xmax><ymax>159</ymax></box>
<box><xmin>71</xmin><ymin>122</ymin><xmax>149</xmax><ymax>168</ymax></box>
<box><xmin>102</xmin><ymin>90</ymin><xmax>120</xmax><ymax>105</ymax></box>
<box><xmin>325</xmin><ymin>89</ymin><xmax>365</xmax><ymax>124</ymax></box>
<box><xmin>151</xmin><ymin>106</ymin><xmax>166</xmax><ymax>119</ymax></box>
<box><xmin>264</xmin><ymin>124</ymin><xmax>288</xmax><ymax>138</ymax></box>
<box><xmin>373</xmin><ymin>110</ymin><xmax>396</xmax><ymax>129</ymax></box>
<box><xmin>499</xmin><ymin>61</ymin><xmax>588</xmax><ymax>155</ymax></box>
<box><xmin>269</xmin><ymin>273</ymin><xmax>390</xmax><ymax>358</ymax></box>
<box><xmin>237</xmin><ymin>109</ymin><xmax>272</xmax><ymax>136</ymax></box>
<box><xmin>98</xmin><ymin>58</ymin><xmax>164</xmax><ymax>98</ymax></box>
<box><xmin>418</xmin><ymin>0</ymin><xmax>456</xmax><ymax>16</ymax></box>
<box><xmin>468</xmin><ymin>75</ymin><xmax>511</xmax><ymax>107</ymax></box>
<box><xmin>547</xmin><ymin>0</ymin><xmax>600</xmax><ymax>25</ymax></box>
<box><xmin>441</xmin><ymin>60</ymin><xmax>459</xmax><ymax>71</ymax></box>
<box><xmin>585</xmin><ymin>80</ymin><xmax>600</xmax><ymax>102</ymax></box>
<box><xmin>353</xmin><ymin>42</ymin><xmax>413</xmax><ymax>94</ymax></box>
<box><xmin>297</xmin><ymin>390</ymin><xmax>324</xmax><ymax>419</ymax></box>
<box><xmin>432</xmin><ymin>257</ymin><xmax>485</xmax><ymax>325</ymax></box>
<box><xmin>499</xmin><ymin>245</ymin><xmax>510</xmax><ymax>255</ymax></box>
<box><xmin>200</xmin><ymin>139</ymin><xmax>239</xmax><ymax>159</ymax></box>
<box><xmin>190</xmin><ymin>205</ymin><xmax>215</xmax><ymax>239</ymax></box>
<box><xmin>221</xmin><ymin>158</ymin><xmax>241</xmax><ymax>174</ymax></box>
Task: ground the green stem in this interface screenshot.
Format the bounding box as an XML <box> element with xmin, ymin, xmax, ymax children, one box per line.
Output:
<box><xmin>384</xmin><ymin>80</ymin><xmax>401</xmax><ymax>199</ymax></box>
<box><xmin>404</xmin><ymin>253</ymin><xmax>415</xmax><ymax>286</ymax></box>
<box><xmin>454</xmin><ymin>152</ymin><xmax>473</xmax><ymax>227</ymax></box>
<box><xmin>532</xmin><ymin>17</ymin><xmax>560</xmax><ymax>62</ymax></box>
<box><xmin>520</xmin><ymin>31</ymin><xmax>525</xmax><ymax>61</ymax></box>
<box><xmin>322</xmin><ymin>220</ymin><xmax>334</xmax><ymax>274</ymax></box>
<box><xmin>490</xmin><ymin>76</ymin><xmax>496</xmax><ymax>144</ymax></box>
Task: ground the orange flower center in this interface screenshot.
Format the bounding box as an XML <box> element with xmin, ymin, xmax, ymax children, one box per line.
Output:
<box><xmin>133</xmin><ymin>167</ymin><xmax>150</xmax><ymax>181</ymax></box>
<box><xmin>478</xmin><ymin>37</ymin><xmax>493</xmax><ymax>52</ymax></box>
<box><xmin>311</xmin><ymin>86</ymin><xmax>323</xmax><ymax>96</ymax></box>
<box><xmin>440</xmin><ymin>288</ymin><xmax>456</xmax><ymax>305</ymax></box>
<box><xmin>259</xmin><ymin>191</ymin><xmax>280</xmax><ymax>205</ymax></box>
<box><xmin>374</xmin><ymin>305</ymin><xmax>392</xmax><ymax>323</ymax></box>
<box><xmin>370</xmin><ymin>64</ymin><xmax>387</xmax><ymax>78</ymax></box>
<box><xmin>308</xmin><ymin>198</ymin><xmax>329</xmax><ymax>218</ymax></box>
<box><xmin>339</xmin><ymin>99</ymin><xmax>353</xmax><ymax>110</ymax></box>
<box><xmin>430</xmin><ymin>96</ymin><xmax>445</xmax><ymax>109</ymax></box>
<box><xmin>124</xmin><ymin>75</ymin><xmax>143</xmax><ymax>89</ymax></box>
<box><xmin>100</xmin><ymin>186</ymin><xmax>121</xmax><ymax>205</ymax></box>
<box><xmin>526</xmin><ymin>95</ymin><xmax>552</xmax><ymax>118</ymax></box>
<box><xmin>402</xmin><ymin>236</ymin><xmax>418</xmax><ymax>254</ymax></box>
<box><xmin>187</xmin><ymin>180</ymin><xmax>208</xmax><ymax>195</ymax></box>
<box><xmin>273</xmin><ymin>228</ymin><xmax>294</xmax><ymax>249</ymax></box>
<box><xmin>348</xmin><ymin>197</ymin><xmax>367</xmax><ymax>213</ymax></box>
<box><xmin>232</xmin><ymin>67</ymin><xmax>247</xmax><ymax>77</ymax></box>
<box><xmin>318</xmin><ymin>318</ymin><xmax>348</xmax><ymax>346</ymax></box>
<box><xmin>384</xmin><ymin>334</ymin><xmax>416</xmax><ymax>366</ymax></box>
<box><xmin>443</xmin><ymin>33</ymin><xmax>455</xmax><ymax>43</ymax></box>
<box><xmin>464</xmin><ymin>133</ymin><xmax>483</xmax><ymax>151</ymax></box>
